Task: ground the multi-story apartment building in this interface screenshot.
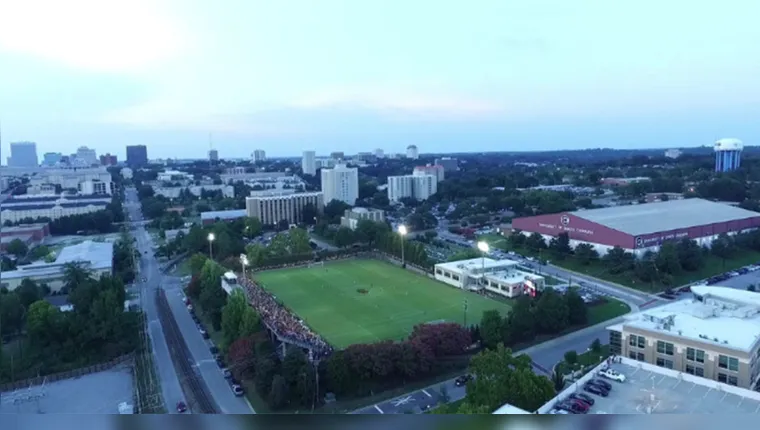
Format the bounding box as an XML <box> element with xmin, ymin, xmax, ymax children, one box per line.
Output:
<box><xmin>406</xmin><ymin>145</ymin><xmax>419</xmax><ymax>159</ymax></box>
<box><xmin>435</xmin><ymin>157</ymin><xmax>459</xmax><ymax>172</ymax></box>
<box><xmin>209</xmin><ymin>149</ymin><xmax>219</xmax><ymax>162</ymax></box>
<box><xmin>126</xmin><ymin>145</ymin><xmax>148</xmax><ymax>167</ymax></box>
<box><xmin>321</xmin><ymin>164</ymin><xmax>358</xmax><ymax>206</ymax></box>
<box><xmin>0</xmin><ymin>195</ymin><xmax>112</xmax><ymax>224</ymax></box>
<box><xmin>252</xmin><ymin>149</ymin><xmax>266</xmax><ymax>162</ymax></box>
<box><xmin>387</xmin><ymin>171</ymin><xmax>438</xmax><ymax>203</ymax></box>
<box><xmin>75</xmin><ymin>146</ymin><xmax>98</xmax><ymax>166</ymax></box>
<box><xmin>340</xmin><ymin>207</ymin><xmax>385</xmax><ymax>230</ymax></box>
<box><xmin>608</xmin><ymin>286</ymin><xmax>760</xmax><ymax>390</ymax></box>
<box><xmin>413</xmin><ymin>164</ymin><xmax>445</xmax><ymax>182</ymax></box>
<box><xmin>302</xmin><ymin>151</ymin><xmax>316</xmax><ymax>175</ymax></box>
<box><xmin>100</xmin><ymin>153</ymin><xmax>118</xmax><ymax>165</ymax></box>
<box><xmin>9</xmin><ymin>142</ymin><xmax>38</xmax><ymax>167</ymax></box>
<box><xmin>42</xmin><ymin>152</ymin><xmax>63</xmax><ymax>166</ymax></box>
<box><xmin>245</xmin><ymin>191</ymin><xmax>324</xmax><ymax>225</ymax></box>
<box><xmin>29</xmin><ymin>167</ymin><xmax>113</xmax><ymax>195</ymax></box>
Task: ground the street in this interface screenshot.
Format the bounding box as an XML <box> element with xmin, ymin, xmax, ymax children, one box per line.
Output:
<box><xmin>163</xmin><ymin>278</ymin><xmax>254</xmax><ymax>414</ymax></box>
<box><xmin>125</xmin><ymin>187</ymin><xmax>184</xmax><ymax>414</ymax></box>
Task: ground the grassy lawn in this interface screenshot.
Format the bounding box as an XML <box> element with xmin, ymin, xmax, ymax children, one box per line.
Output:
<box><xmin>478</xmin><ymin>234</ymin><xmax>760</xmax><ymax>292</ymax></box>
<box><xmin>173</xmin><ymin>259</ymin><xmax>192</xmax><ymax>276</ymax></box>
<box><xmin>588</xmin><ymin>298</ymin><xmax>630</xmax><ymax>325</ymax></box>
<box><xmin>254</xmin><ymin>259</ymin><xmax>511</xmax><ymax>348</ymax></box>
<box><xmin>555</xmin><ymin>344</ymin><xmax>611</xmax><ymax>375</ymax></box>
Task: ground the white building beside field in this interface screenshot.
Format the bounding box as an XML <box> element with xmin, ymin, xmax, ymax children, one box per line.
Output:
<box><xmin>434</xmin><ymin>258</ymin><xmax>544</xmax><ymax>298</ymax></box>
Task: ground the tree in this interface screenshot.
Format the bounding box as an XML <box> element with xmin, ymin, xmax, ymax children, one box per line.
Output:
<box><xmin>574</xmin><ymin>243</ymin><xmax>598</xmax><ymax>265</ymax></box>
<box><xmin>6</xmin><ymin>238</ymin><xmax>29</xmax><ymax>257</ymax></box>
<box><xmin>227</xmin><ymin>336</ymin><xmax>255</xmax><ymax>379</ymax></box>
<box><xmin>564</xmin><ymin>288</ymin><xmax>588</xmax><ymax>326</ymax></box>
<box><xmin>590</xmin><ymin>338</ymin><xmax>602</xmax><ymax>353</ymax></box>
<box><xmin>238</xmin><ymin>307</ymin><xmax>261</xmax><ymax>338</ymax></box>
<box><xmin>243</xmin><ymin>217</ymin><xmax>263</xmax><ymax>239</ymax></box>
<box><xmin>221</xmin><ymin>290</ymin><xmax>248</xmax><ymax>347</ymax></box>
<box><xmin>333</xmin><ymin>227</ymin><xmax>356</xmax><ymax>248</ymax></box>
<box><xmin>548</xmin><ymin>232</ymin><xmax>572</xmax><ymax>259</ymax></box>
<box><xmin>287</xmin><ymin>228</ymin><xmax>312</xmax><ymax>255</ymax></box>
<box><xmin>551</xmin><ymin>368</ymin><xmax>565</xmax><ymax>392</ymax></box>
<box><xmin>534</xmin><ymin>288</ymin><xmax>569</xmax><ymax>334</ymax></box>
<box><xmin>62</xmin><ymin>262</ymin><xmax>92</xmax><ymax>292</ymax></box>
<box><xmin>466</xmin><ymin>343</ymin><xmax>554</xmax><ymax>412</ymax></box>
<box><xmin>188</xmin><ymin>253</ymin><xmax>208</xmax><ymax>276</ymax></box>
<box><xmin>479</xmin><ymin>310</ymin><xmax>503</xmax><ymax>349</ymax></box>
<box><xmin>268</xmin><ymin>374</ymin><xmax>289</xmax><ymax>409</ymax></box>
<box><xmin>564</xmin><ymin>350</ymin><xmax>578</xmax><ymax>365</ymax></box>
<box><xmin>655</xmin><ymin>241</ymin><xmax>682</xmax><ymax>275</ymax></box>
<box><xmin>16</xmin><ymin>278</ymin><xmax>43</xmax><ymax>308</ymax></box>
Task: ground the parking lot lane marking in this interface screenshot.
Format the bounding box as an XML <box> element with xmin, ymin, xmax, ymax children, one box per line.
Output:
<box><xmin>687</xmin><ymin>383</ymin><xmax>696</xmax><ymax>394</ymax></box>
<box><xmin>657</xmin><ymin>375</ymin><xmax>667</xmax><ymax>385</ymax></box>
<box><xmin>422</xmin><ymin>389</ymin><xmax>432</xmax><ymax>398</ymax></box>
<box><xmin>754</xmin><ymin>402</ymin><xmax>760</xmax><ymax>413</ymax></box>
<box><xmin>374</xmin><ymin>405</ymin><xmax>384</xmax><ymax>414</ymax></box>
<box><xmin>672</xmin><ymin>379</ymin><xmax>681</xmax><ymax>389</ymax></box>
<box><xmin>703</xmin><ymin>388</ymin><xmax>712</xmax><ymax>399</ymax></box>
<box><xmin>721</xmin><ymin>392</ymin><xmax>728</xmax><ymax>402</ymax></box>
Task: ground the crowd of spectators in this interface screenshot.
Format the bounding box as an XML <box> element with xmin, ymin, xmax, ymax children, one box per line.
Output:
<box><xmin>238</xmin><ymin>274</ymin><xmax>332</xmax><ymax>355</ymax></box>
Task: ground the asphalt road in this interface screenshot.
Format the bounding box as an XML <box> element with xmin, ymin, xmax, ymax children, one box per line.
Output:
<box><xmin>163</xmin><ymin>279</ymin><xmax>254</xmax><ymax>414</ymax></box>
<box><xmin>125</xmin><ymin>187</ymin><xmax>185</xmax><ymax>414</ymax></box>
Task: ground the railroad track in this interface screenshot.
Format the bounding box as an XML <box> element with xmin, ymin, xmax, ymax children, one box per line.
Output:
<box><xmin>156</xmin><ymin>289</ymin><xmax>218</xmax><ymax>414</ymax></box>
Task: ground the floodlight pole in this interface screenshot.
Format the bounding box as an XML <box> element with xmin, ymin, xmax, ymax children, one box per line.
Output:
<box><xmin>463</xmin><ymin>299</ymin><xmax>468</xmax><ymax>328</ymax></box>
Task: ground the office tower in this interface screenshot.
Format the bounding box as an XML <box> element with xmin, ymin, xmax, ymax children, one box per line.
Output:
<box><xmin>42</xmin><ymin>152</ymin><xmax>63</xmax><ymax>166</ymax></box>
<box><xmin>406</xmin><ymin>145</ymin><xmax>419</xmax><ymax>159</ymax></box>
<box><xmin>209</xmin><ymin>149</ymin><xmax>219</xmax><ymax>162</ymax></box>
<box><xmin>76</xmin><ymin>146</ymin><xmax>98</xmax><ymax>166</ymax></box>
<box><xmin>100</xmin><ymin>153</ymin><xmax>118</xmax><ymax>165</ymax></box>
<box><xmin>435</xmin><ymin>157</ymin><xmax>459</xmax><ymax>172</ymax></box>
<box><xmin>9</xmin><ymin>141</ymin><xmax>38</xmax><ymax>167</ymax></box>
<box><xmin>126</xmin><ymin>145</ymin><xmax>148</xmax><ymax>167</ymax></box>
<box><xmin>330</xmin><ymin>151</ymin><xmax>344</xmax><ymax>160</ymax></box>
<box><xmin>252</xmin><ymin>149</ymin><xmax>266</xmax><ymax>162</ymax></box>
<box><xmin>321</xmin><ymin>164</ymin><xmax>359</xmax><ymax>206</ymax></box>
<box><xmin>302</xmin><ymin>150</ymin><xmax>316</xmax><ymax>175</ymax></box>
<box><xmin>714</xmin><ymin>138</ymin><xmax>743</xmax><ymax>172</ymax></box>
<box><xmin>245</xmin><ymin>191</ymin><xmax>324</xmax><ymax>225</ymax></box>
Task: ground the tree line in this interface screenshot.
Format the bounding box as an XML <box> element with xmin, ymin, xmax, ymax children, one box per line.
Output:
<box><xmin>510</xmin><ymin>229</ymin><xmax>760</xmax><ymax>288</ymax></box>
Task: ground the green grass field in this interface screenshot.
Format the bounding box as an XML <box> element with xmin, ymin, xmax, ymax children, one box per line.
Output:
<box><xmin>254</xmin><ymin>259</ymin><xmax>511</xmax><ymax>348</ymax></box>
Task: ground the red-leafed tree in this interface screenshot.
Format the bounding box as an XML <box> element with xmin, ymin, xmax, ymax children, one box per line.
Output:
<box><xmin>185</xmin><ymin>275</ymin><xmax>202</xmax><ymax>299</ymax></box>
<box><xmin>228</xmin><ymin>336</ymin><xmax>255</xmax><ymax>379</ymax></box>
<box><xmin>408</xmin><ymin>323</ymin><xmax>471</xmax><ymax>357</ymax></box>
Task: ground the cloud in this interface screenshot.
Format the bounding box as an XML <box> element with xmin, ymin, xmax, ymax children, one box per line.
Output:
<box><xmin>0</xmin><ymin>0</ymin><xmax>187</xmax><ymax>74</ymax></box>
<box><xmin>289</xmin><ymin>89</ymin><xmax>505</xmax><ymax>120</ymax></box>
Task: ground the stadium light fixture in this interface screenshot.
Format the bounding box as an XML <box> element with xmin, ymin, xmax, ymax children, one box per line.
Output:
<box><xmin>208</xmin><ymin>232</ymin><xmax>216</xmax><ymax>259</ymax></box>
<box><xmin>477</xmin><ymin>241</ymin><xmax>489</xmax><ymax>253</ymax></box>
<box><xmin>398</xmin><ymin>225</ymin><xmax>407</xmax><ymax>236</ymax></box>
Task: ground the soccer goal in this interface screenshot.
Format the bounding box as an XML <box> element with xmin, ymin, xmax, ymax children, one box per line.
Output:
<box><xmin>308</xmin><ymin>261</ymin><xmax>325</xmax><ymax>268</ymax></box>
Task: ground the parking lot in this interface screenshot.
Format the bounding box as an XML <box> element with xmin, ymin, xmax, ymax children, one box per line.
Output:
<box><xmin>554</xmin><ymin>362</ymin><xmax>760</xmax><ymax>414</ymax></box>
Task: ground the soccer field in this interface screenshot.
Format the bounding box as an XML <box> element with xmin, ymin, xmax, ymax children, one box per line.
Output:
<box><xmin>254</xmin><ymin>259</ymin><xmax>511</xmax><ymax>348</ymax></box>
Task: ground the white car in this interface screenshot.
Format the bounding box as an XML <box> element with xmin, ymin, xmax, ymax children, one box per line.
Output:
<box><xmin>599</xmin><ymin>369</ymin><xmax>626</xmax><ymax>382</ymax></box>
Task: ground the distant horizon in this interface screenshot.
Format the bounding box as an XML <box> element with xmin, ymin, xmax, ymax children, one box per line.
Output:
<box><xmin>2</xmin><ymin>1</ymin><xmax>758</xmax><ymax>159</ymax></box>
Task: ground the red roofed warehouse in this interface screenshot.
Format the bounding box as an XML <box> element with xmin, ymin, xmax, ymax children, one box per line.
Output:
<box><xmin>511</xmin><ymin>199</ymin><xmax>760</xmax><ymax>256</ymax></box>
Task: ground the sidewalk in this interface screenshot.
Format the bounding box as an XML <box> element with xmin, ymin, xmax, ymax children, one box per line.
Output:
<box><xmin>550</xmin><ymin>264</ymin><xmax>661</xmax><ymax>303</ymax></box>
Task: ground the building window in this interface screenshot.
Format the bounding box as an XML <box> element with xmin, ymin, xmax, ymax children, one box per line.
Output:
<box><xmin>728</xmin><ymin>375</ymin><xmax>738</xmax><ymax>386</ymax></box>
<box><xmin>656</xmin><ymin>341</ymin><xmax>674</xmax><ymax>356</ymax></box>
<box><xmin>718</xmin><ymin>373</ymin><xmax>727</xmax><ymax>383</ymax></box>
<box><xmin>629</xmin><ymin>351</ymin><xmax>645</xmax><ymax>361</ymax></box>
<box><xmin>452</xmin><ymin>275</ymin><xmax>459</xmax><ymax>281</ymax></box>
<box><xmin>629</xmin><ymin>351</ymin><xmax>637</xmax><ymax>360</ymax></box>
<box><xmin>685</xmin><ymin>365</ymin><xmax>704</xmax><ymax>377</ymax></box>
<box><xmin>656</xmin><ymin>357</ymin><xmax>673</xmax><ymax>369</ymax></box>
<box><xmin>628</xmin><ymin>335</ymin><xmax>646</xmax><ymax>348</ymax></box>
<box><xmin>718</xmin><ymin>355</ymin><xmax>739</xmax><ymax>371</ymax></box>
<box><xmin>686</xmin><ymin>347</ymin><xmax>705</xmax><ymax>363</ymax></box>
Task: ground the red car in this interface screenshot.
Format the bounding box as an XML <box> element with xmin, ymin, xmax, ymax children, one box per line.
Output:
<box><xmin>176</xmin><ymin>401</ymin><xmax>187</xmax><ymax>413</ymax></box>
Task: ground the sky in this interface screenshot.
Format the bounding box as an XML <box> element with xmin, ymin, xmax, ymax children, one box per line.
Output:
<box><xmin>1</xmin><ymin>0</ymin><xmax>759</xmax><ymax>160</ymax></box>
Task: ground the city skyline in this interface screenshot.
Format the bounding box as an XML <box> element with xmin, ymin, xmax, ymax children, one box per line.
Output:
<box><xmin>1</xmin><ymin>0</ymin><xmax>759</xmax><ymax>159</ymax></box>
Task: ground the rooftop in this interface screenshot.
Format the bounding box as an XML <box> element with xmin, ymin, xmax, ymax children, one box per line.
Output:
<box><xmin>435</xmin><ymin>257</ymin><xmax>518</xmax><ymax>274</ymax></box>
<box><xmin>540</xmin><ymin>357</ymin><xmax>760</xmax><ymax>414</ymax></box>
<box><xmin>2</xmin><ymin>240</ymin><xmax>113</xmax><ymax>280</ymax></box>
<box><xmin>611</xmin><ymin>286</ymin><xmax>760</xmax><ymax>352</ymax></box>
<box><xmin>200</xmin><ymin>209</ymin><xmax>247</xmax><ymax>221</ymax></box>
<box><xmin>571</xmin><ymin>198</ymin><xmax>760</xmax><ymax>236</ymax></box>
<box><xmin>4</xmin><ymin>195</ymin><xmax>111</xmax><ymax>204</ymax></box>
<box><xmin>1</xmin><ymin>201</ymin><xmax>109</xmax><ymax>211</ymax></box>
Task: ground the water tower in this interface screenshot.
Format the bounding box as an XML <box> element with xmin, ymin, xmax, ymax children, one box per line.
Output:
<box><xmin>714</xmin><ymin>138</ymin><xmax>743</xmax><ymax>172</ymax></box>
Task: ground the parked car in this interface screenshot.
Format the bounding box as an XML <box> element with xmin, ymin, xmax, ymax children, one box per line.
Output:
<box><xmin>568</xmin><ymin>392</ymin><xmax>595</xmax><ymax>406</ymax></box>
<box><xmin>186</xmin><ymin>304</ymin><xmax>194</xmax><ymax>312</ymax></box>
<box><xmin>176</xmin><ymin>401</ymin><xmax>187</xmax><ymax>413</ymax></box>
<box><xmin>199</xmin><ymin>327</ymin><xmax>209</xmax><ymax>339</ymax></box>
<box><xmin>222</xmin><ymin>368</ymin><xmax>232</xmax><ymax>379</ymax></box>
<box><xmin>599</xmin><ymin>369</ymin><xmax>626</xmax><ymax>382</ymax></box>
<box><xmin>209</xmin><ymin>345</ymin><xmax>219</xmax><ymax>355</ymax></box>
<box><xmin>455</xmin><ymin>374</ymin><xmax>473</xmax><ymax>387</ymax></box>
<box><xmin>583</xmin><ymin>382</ymin><xmax>609</xmax><ymax>397</ymax></box>
<box><xmin>557</xmin><ymin>401</ymin><xmax>587</xmax><ymax>414</ymax></box>
<box><xmin>231</xmin><ymin>384</ymin><xmax>244</xmax><ymax>397</ymax></box>
<box><xmin>548</xmin><ymin>409</ymin><xmax>570</xmax><ymax>414</ymax></box>
<box><xmin>589</xmin><ymin>379</ymin><xmax>613</xmax><ymax>391</ymax></box>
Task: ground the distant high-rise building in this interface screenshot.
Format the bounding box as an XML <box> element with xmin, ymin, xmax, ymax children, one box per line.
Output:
<box><xmin>375</xmin><ymin>148</ymin><xmax>385</xmax><ymax>158</ymax></box>
<box><xmin>126</xmin><ymin>145</ymin><xmax>148</xmax><ymax>167</ymax></box>
<box><xmin>252</xmin><ymin>149</ymin><xmax>266</xmax><ymax>162</ymax></box>
<box><xmin>387</xmin><ymin>172</ymin><xmax>437</xmax><ymax>203</ymax></box>
<box><xmin>209</xmin><ymin>149</ymin><xmax>219</xmax><ymax>162</ymax></box>
<box><xmin>321</xmin><ymin>164</ymin><xmax>359</xmax><ymax>206</ymax></box>
<box><xmin>245</xmin><ymin>191</ymin><xmax>324</xmax><ymax>225</ymax></box>
<box><xmin>302</xmin><ymin>151</ymin><xmax>316</xmax><ymax>175</ymax></box>
<box><xmin>76</xmin><ymin>146</ymin><xmax>98</xmax><ymax>166</ymax></box>
<box><xmin>406</xmin><ymin>145</ymin><xmax>419</xmax><ymax>159</ymax></box>
<box><xmin>330</xmin><ymin>151</ymin><xmax>344</xmax><ymax>161</ymax></box>
<box><xmin>8</xmin><ymin>141</ymin><xmax>38</xmax><ymax>167</ymax></box>
<box><xmin>664</xmin><ymin>149</ymin><xmax>682</xmax><ymax>159</ymax></box>
<box><xmin>42</xmin><ymin>152</ymin><xmax>63</xmax><ymax>166</ymax></box>
<box><xmin>714</xmin><ymin>138</ymin><xmax>743</xmax><ymax>172</ymax></box>
<box><xmin>100</xmin><ymin>153</ymin><xmax>118</xmax><ymax>166</ymax></box>
<box><xmin>435</xmin><ymin>157</ymin><xmax>459</xmax><ymax>172</ymax></box>
<box><xmin>414</xmin><ymin>164</ymin><xmax>445</xmax><ymax>182</ymax></box>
